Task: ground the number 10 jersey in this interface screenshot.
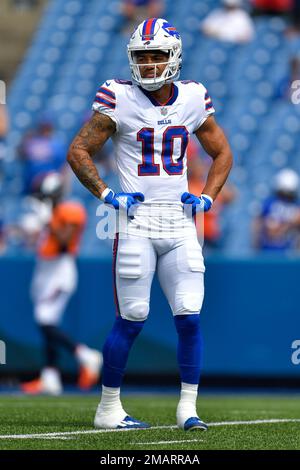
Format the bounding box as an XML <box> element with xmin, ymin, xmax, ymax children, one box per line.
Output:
<box><xmin>92</xmin><ymin>79</ymin><xmax>215</xmax><ymax>238</ymax></box>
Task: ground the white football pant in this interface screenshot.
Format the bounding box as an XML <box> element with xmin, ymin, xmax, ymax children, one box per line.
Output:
<box><xmin>113</xmin><ymin>235</ymin><xmax>205</xmax><ymax>321</ymax></box>
<box><xmin>31</xmin><ymin>254</ymin><xmax>78</xmax><ymax>326</ymax></box>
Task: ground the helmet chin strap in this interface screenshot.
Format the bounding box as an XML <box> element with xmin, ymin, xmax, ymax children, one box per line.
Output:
<box><xmin>139</xmin><ymin>70</ymin><xmax>180</xmax><ymax>91</ymax></box>
<box><xmin>138</xmin><ymin>62</ymin><xmax>168</xmax><ymax>91</ymax></box>
<box><xmin>140</xmin><ymin>81</ymin><xmax>165</xmax><ymax>91</ymax></box>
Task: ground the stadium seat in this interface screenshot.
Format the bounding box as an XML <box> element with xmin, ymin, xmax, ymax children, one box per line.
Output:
<box><xmin>6</xmin><ymin>0</ymin><xmax>298</xmax><ymax>255</ymax></box>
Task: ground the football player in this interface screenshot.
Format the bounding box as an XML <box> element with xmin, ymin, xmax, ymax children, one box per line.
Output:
<box><xmin>67</xmin><ymin>18</ymin><xmax>233</xmax><ymax>430</ymax></box>
<box><xmin>21</xmin><ymin>173</ymin><xmax>102</xmax><ymax>395</ymax></box>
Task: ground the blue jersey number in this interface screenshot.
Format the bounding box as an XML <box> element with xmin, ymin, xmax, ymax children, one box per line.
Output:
<box><xmin>137</xmin><ymin>126</ymin><xmax>189</xmax><ymax>176</ymax></box>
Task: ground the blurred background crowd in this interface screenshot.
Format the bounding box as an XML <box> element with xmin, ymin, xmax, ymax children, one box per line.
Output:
<box><xmin>1</xmin><ymin>0</ymin><xmax>300</xmax><ymax>259</ymax></box>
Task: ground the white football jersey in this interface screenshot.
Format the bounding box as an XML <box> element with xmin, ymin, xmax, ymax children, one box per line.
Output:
<box><xmin>92</xmin><ymin>79</ymin><xmax>215</xmax><ymax>238</ymax></box>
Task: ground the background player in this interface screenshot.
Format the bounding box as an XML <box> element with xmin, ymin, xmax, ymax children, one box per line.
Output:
<box><xmin>67</xmin><ymin>18</ymin><xmax>233</xmax><ymax>429</ymax></box>
<box><xmin>21</xmin><ymin>173</ymin><xmax>102</xmax><ymax>395</ymax></box>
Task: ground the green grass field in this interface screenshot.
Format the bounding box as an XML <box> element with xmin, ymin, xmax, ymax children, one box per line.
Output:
<box><xmin>0</xmin><ymin>394</ymin><xmax>300</xmax><ymax>450</ymax></box>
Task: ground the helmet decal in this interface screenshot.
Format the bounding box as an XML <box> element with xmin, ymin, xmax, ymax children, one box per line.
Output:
<box><xmin>161</xmin><ymin>21</ymin><xmax>180</xmax><ymax>40</ymax></box>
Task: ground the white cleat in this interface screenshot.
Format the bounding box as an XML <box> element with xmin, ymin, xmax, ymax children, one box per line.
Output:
<box><xmin>21</xmin><ymin>368</ymin><xmax>63</xmax><ymax>395</ymax></box>
<box><xmin>181</xmin><ymin>417</ymin><xmax>208</xmax><ymax>431</ymax></box>
<box><xmin>94</xmin><ymin>410</ymin><xmax>150</xmax><ymax>429</ymax></box>
<box><xmin>76</xmin><ymin>345</ymin><xmax>103</xmax><ymax>390</ymax></box>
<box><xmin>94</xmin><ymin>404</ymin><xmax>128</xmax><ymax>429</ymax></box>
<box><xmin>176</xmin><ymin>403</ymin><xmax>208</xmax><ymax>431</ymax></box>
<box><xmin>41</xmin><ymin>368</ymin><xmax>63</xmax><ymax>396</ymax></box>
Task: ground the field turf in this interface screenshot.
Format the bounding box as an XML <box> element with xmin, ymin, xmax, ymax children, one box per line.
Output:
<box><xmin>0</xmin><ymin>394</ymin><xmax>300</xmax><ymax>450</ymax></box>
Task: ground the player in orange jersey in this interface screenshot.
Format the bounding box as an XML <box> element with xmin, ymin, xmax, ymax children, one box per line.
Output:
<box><xmin>21</xmin><ymin>173</ymin><xmax>102</xmax><ymax>395</ymax></box>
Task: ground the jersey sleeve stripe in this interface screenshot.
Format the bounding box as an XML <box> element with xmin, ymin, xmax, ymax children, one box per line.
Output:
<box><xmin>94</xmin><ymin>97</ymin><xmax>116</xmax><ymax>109</ymax></box>
<box><xmin>204</xmin><ymin>88</ymin><xmax>213</xmax><ymax>111</ymax></box>
<box><xmin>96</xmin><ymin>92</ymin><xmax>116</xmax><ymax>104</ymax></box>
<box><xmin>97</xmin><ymin>87</ymin><xmax>116</xmax><ymax>100</ymax></box>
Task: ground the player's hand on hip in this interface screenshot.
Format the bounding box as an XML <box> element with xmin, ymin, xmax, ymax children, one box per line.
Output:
<box><xmin>101</xmin><ymin>188</ymin><xmax>144</xmax><ymax>217</ymax></box>
<box><xmin>181</xmin><ymin>192</ymin><xmax>213</xmax><ymax>214</ymax></box>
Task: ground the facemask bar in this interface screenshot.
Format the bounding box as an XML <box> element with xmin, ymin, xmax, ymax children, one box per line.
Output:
<box><xmin>127</xmin><ymin>45</ymin><xmax>182</xmax><ymax>91</ymax></box>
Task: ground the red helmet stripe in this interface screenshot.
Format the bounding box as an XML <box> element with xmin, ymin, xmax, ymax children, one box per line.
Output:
<box><xmin>142</xmin><ymin>18</ymin><xmax>157</xmax><ymax>39</ymax></box>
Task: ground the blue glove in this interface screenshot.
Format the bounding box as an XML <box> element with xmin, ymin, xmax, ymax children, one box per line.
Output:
<box><xmin>101</xmin><ymin>188</ymin><xmax>144</xmax><ymax>218</ymax></box>
<box><xmin>181</xmin><ymin>192</ymin><xmax>213</xmax><ymax>214</ymax></box>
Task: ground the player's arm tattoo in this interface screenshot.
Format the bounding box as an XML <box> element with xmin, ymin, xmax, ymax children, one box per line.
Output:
<box><xmin>67</xmin><ymin>112</ymin><xmax>116</xmax><ymax>199</ymax></box>
<box><xmin>195</xmin><ymin>116</ymin><xmax>233</xmax><ymax>201</ymax></box>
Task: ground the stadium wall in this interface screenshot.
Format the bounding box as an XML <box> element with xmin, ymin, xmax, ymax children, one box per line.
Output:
<box><xmin>0</xmin><ymin>256</ymin><xmax>299</xmax><ymax>380</ymax></box>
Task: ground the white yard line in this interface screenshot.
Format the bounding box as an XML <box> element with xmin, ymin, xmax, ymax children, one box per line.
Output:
<box><xmin>135</xmin><ymin>439</ymin><xmax>204</xmax><ymax>445</ymax></box>
<box><xmin>0</xmin><ymin>425</ymin><xmax>177</xmax><ymax>439</ymax></box>
<box><xmin>35</xmin><ymin>436</ymin><xmax>74</xmax><ymax>440</ymax></box>
<box><xmin>0</xmin><ymin>419</ymin><xmax>299</xmax><ymax>440</ymax></box>
<box><xmin>0</xmin><ymin>403</ymin><xmax>92</xmax><ymax>408</ymax></box>
<box><xmin>208</xmin><ymin>419</ymin><xmax>300</xmax><ymax>427</ymax></box>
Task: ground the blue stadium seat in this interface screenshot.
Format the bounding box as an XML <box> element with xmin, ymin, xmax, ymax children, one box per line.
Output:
<box><xmin>6</xmin><ymin>0</ymin><xmax>298</xmax><ymax>255</ymax></box>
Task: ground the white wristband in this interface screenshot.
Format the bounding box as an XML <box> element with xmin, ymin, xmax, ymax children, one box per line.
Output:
<box><xmin>201</xmin><ymin>193</ymin><xmax>213</xmax><ymax>206</ymax></box>
<box><xmin>100</xmin><ymin>187</ymin><xmax>112</xmax><ymax>201</ymax></box>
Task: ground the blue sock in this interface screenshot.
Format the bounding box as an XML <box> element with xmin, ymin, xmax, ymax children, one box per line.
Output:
<box><xmin>174</xmin><ymin>314</ymin><xmax>202</xmax><ymax>385</ymax></box>
<box><xmin>102</xmin><ymin>316</ymin><xmax>145</xmax><ymax>387</ymax></box>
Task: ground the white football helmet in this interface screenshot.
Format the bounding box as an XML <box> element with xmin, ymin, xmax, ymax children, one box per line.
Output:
<box><xmin>274</xmin><ymin>168</ymin><xmax>299</xmax><ymax>194</ymax></box>
<box><xmin>127</xmin><ymin>18</ymin><xmax>182</xmax><ymax>91</ymax></box>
